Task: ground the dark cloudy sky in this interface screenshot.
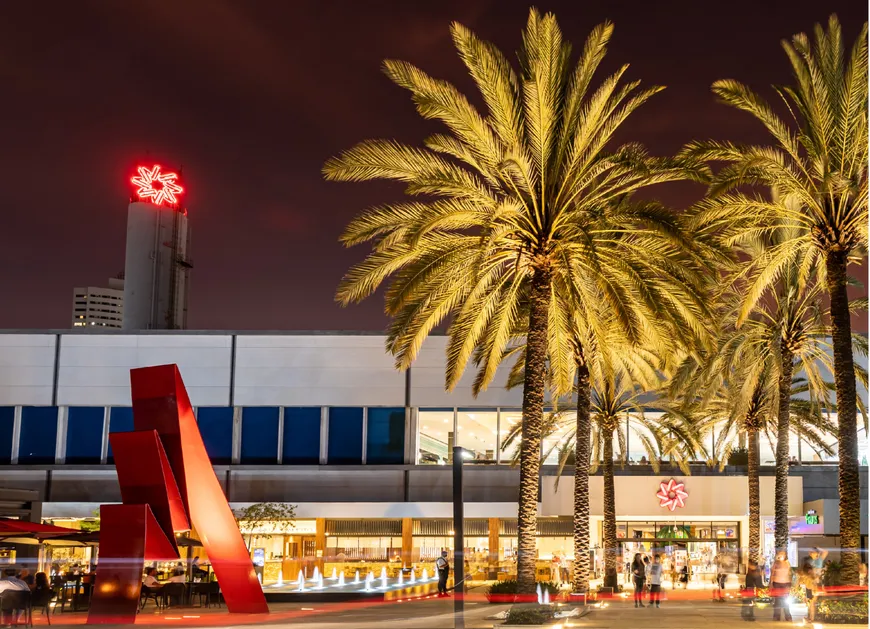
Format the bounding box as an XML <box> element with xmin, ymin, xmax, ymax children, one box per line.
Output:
<box><xmin>1</xmin><ymin>0</ymin><xmax>866</xmax><ymax>331</ymax></box>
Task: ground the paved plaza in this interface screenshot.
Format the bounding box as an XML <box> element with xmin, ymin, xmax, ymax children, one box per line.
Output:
<box><xmin>28</xmin><ymin>584</ymin><xmax>823</xmax><ymax>629</ymax></box>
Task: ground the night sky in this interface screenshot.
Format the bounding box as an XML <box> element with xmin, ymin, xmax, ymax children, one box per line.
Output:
<box><xmin>1</xmin><ymin>0</ymin><xmax>866</xmax><ymax>331</ymax></box>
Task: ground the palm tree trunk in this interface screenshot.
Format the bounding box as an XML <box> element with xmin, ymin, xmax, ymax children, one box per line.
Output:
<box><xmin>516</xmin><ymin>267</ymin><xmax>551</xmax><ymax>593</ymax></box>
<box><xmin>774</xmin><ymin>342</ymin><xmax>794</xmax><ymax>552</ymax></box>
<box><xmin>825</xmin><ymin>249</ymin><xmax>861</xmax><ymax>584</ymax></box>
<box><xmin>747</xmin><ymin>425</ymin><xmax>760</xmax><ymax>563</ymax></box>
<box><xmin>602</xmin><ymin>427</ymin><xmax>617</xmax><ymax>589</ymax></box>
<box><xmin>572</xmin><ymin>353</ymin><xmax>591</xmax><ymax>594</ymax></box>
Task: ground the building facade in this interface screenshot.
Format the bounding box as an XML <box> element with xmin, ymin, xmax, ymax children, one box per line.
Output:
<box><xmin>0</xmin><ymin>331</ymin><xmax>866</xmax><ymax>583</ymax></box>
<box><xmin>122</xmin><ymin>201</ymin><xmax>191</xmax><ymax>330</ymax></box>
<box><xmin>70</xmin><ymin>279</ymin><xmax>124</xmax><ymax>329</ymax></box>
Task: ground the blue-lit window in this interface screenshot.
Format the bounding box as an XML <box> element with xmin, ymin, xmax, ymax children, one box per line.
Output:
<box><xmin>19</xmin><ymin>407</ymin><xmax>58</xmax><ymax>464</ymax></box>
<box><xmin>241</xmin><ymin>407</ymin><xmax>279</xmax><ymax>464</ymax></box>
<box><xmin>366</xmin><ymin>408</ymin><xmax>405</xmax><ymax>464</ymax></box>
<box><xmin>107</xmin><ymin>407</ymin><xmax>134</xmax><ymax>463</ymax></box>
<box><xmin>328</xmin><ymin>407</ymin><xmax>363</xmax><ymax>465</ymax></box>
<box><xmin>197</xmin><ymin>407</ymin><xmax>234</xmax><ymax>464</ymax></box>
<box><xmin>66</xmin><ymin>407</ymin><xmax>104</xmax><ymax>464</ymax></box>
<box><xmin>283</xmin><ymin>407</ymin><xmax>321</xmax><ymax>464</ymax></box>
<box><xmin>0</xmin><ymin>407</ymin><xmax>14</xmax><ymax>464</ymax></box>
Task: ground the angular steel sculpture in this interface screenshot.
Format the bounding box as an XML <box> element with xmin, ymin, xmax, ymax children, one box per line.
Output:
<box><xmin>88</xmin><ymin>364</ymin><xmax>268</xmax><ymax>624</ymax></box>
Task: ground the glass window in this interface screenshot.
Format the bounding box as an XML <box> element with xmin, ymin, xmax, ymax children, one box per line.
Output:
<box><xmin>759</xmin><ymin>431</ymin><xmax>776</xmax><ymax>465</ymax></box>
<box><xmin>366</xmin><ymin>407</ymin><xmax>404</xmax><ymax>464</ymax></box>
<box><xmin>19</xmin><ymin>406</ymin><xmax>58</xmax><ymax>464</ymax></box>
<box><xmin>283</xmin><ymin>407</ymin><xmax>321</xmax><ymax>464</ymax></box>
<box><xmin>542</xmin><ymin>410</ymin><xmax>574</xmax><ymax>465</ymax></box>
<box><xmin>241</xmin><ymin>407</ymin><xmax>279</xmax><ymax>464</ymax></box>
<box><xmin>107</xmin><ymin>407</ymin><xmax>134</xmax><ymax>463</ymax></box>
<box><xmin>859</xmin><ymin>423</ymin><xmax>868</xmax><ymax>467</ymax></box>
<box><xmin>197</xmin><ymin>407</ymin><xmax>233</xmax><ymax>464</ymax></box>
<box><xmin>0</xmin><ymin>407</ymin><xmax>14</xmax><ymax>465</ymax></box>
<box><xmin>418</xmin><ymin>409</ymin><xmax>453</xmax><ymax>465</ymax></box>
<box><xmin>457</xmin><ymin>409</ymin><xmax>497</xmax><ymax>463</ymax></box>
<box><xmin>500</xmin><ymin>409</ymin><xmax>523</xmax><ymax>464</ymax></box>
<box><xmin>65</xmin><ymin>407</ymin><xmax>104</xmax><ymax>464</ymax></box>
<box><xmin>328</xmin><ymin>407</ymin><xmax>363</xmax><ymax>465</ymax></box>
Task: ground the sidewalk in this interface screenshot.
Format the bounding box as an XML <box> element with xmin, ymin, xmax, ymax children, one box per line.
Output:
<box><xmin>29</xmin><ymin>597</ymin><xmax>810</xmax><ymax>629</ymax></box>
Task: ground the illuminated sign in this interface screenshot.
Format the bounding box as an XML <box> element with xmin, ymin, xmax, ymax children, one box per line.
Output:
<box><xmin>656</xmin><ymin>478</ymin><xmax>688</xmax><ymax>511</ymax></box>
<box><xmin>131</xmin><ymin>165</ymin><xmax>183</xmax><ymax>206</ymax></box>
<box><xmin>805</xmin><ymin>510</ymin><xmax>819</xmax><ymax>525</ymax></box>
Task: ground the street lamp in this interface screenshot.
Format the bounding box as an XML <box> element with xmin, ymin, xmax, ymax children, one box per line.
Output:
<box><xmin>452</xmin><ymin>445</ymin><xmax>468</xmax><ymax>629</ymax></box>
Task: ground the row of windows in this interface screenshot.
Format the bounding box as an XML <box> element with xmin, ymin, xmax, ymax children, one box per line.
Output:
<box><xmin>0</xmin><ymin>406</ymin><xmax>406</xmax><ymax>466</ymax></box>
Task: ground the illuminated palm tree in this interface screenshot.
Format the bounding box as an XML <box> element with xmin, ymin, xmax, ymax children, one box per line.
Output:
<box><xmin>326</xmin><ymin>9</ymin><xmax>706</xmax><ymax>592</ymax></box>
<box><xmin>684</xmin><ymin>16</ymin><xmax>868</xmax><ymax>582</ymax></box>
<box><xmin>503</xmin><ymin>333</ymin><xmax>702</xmax><ymax>590</ymax></box>
<box><xmin>669</xmin><ymin>257</ymin><xmax>867</xmax><ymax>558</ymax></box>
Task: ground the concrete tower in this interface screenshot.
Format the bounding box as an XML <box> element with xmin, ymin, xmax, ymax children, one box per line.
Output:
<box><xmin>123</xmin><ymin>165</ymin><xmax>192</xmax><ymax>330</ymax></box>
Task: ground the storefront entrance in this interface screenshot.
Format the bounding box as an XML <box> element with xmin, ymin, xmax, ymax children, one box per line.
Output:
<box><xmin>609</xmin><ymin>521</ymin><xmax>741</xmax><ymax>585</ymax></box>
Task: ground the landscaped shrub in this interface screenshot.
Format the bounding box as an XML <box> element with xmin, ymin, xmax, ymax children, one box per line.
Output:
<box><xmin>817</xmin><ymin>594</ymin><xmax>868</xmax><ymax>624</ymax></box>
<box><xmin>485</xmin><ymin>580</ymin><xmax>560</xmax><ymax>603</ymax></box>
<box><xmin>504</xmin><ymin>605</ymin><xmax>556</xmax><ymax>625</ymax></box>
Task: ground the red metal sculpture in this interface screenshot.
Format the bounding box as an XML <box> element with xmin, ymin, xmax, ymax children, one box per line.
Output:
<box><xmin>88</xmin><ymin>364</ymin><xmax>268</xmax><ymax>624</ymax></box>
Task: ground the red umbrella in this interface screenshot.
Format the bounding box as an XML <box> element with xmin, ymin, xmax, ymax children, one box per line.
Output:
<box><xmin>0</xmin><ymin>517</ymin><xmax>78</xmax><ymax>539</ymax></box>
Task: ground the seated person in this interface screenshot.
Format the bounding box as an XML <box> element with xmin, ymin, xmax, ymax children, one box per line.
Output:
<box><xmin>0</xmin><ymin>568</ymin><xmax>29</xmax><ymax>592</ymax></box>
<box><xmin>168</xmin><ymin>567</ymin><xmax>186</xmax><ymax>583</ymax></box>
<box><xmin>191</xmin><ymin>557</ymin><xmax>208</xmax><ymax>580</ymax></box>
<box><xmin>142</xmin><ymin>567</ymin><xmax>162</xmax><ymax>589</ymax></box>
<box><xmin>16</xmin><ymin>569</ymin><xmax>35</xmax><ymax>588</ymax></box>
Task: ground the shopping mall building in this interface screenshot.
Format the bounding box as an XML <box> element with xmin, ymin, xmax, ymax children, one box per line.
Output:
<box><xmin>0</xmin><ymin>331</ymin><xmax>866</xmax><ymax>584</ymax></box>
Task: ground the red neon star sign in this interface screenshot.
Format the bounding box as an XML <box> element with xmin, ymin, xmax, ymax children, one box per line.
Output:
<box><xmin>656</xmin><ymin>478</ymin><xmax>688</xmax><ymax>511</ymax></box>
<box><xmin>131</xmin><ymin>165</ymin><xmax>183</xmax><ymax>206</ymax></box>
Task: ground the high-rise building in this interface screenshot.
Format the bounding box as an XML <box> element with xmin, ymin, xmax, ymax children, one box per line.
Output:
<box><xmin>71</xmin><ymin>278</ymin><xmax>124</xmax><ymax>328</ymax></box>
<box><xmin>122</xmin><ymin>165</ymin><xmax>192</xmax><ymax>330</ymax></box>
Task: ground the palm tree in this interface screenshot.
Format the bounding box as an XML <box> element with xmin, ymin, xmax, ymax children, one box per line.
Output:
<box><xmin>325</xmin><ymin>9</ymin><xmax>706</xmax><ymax>592</ymax></box>
<box><xmin>683</xmin><ymin>16</ymin><xmax>868</xmax><ymax>582</ymax></box>
<box><xmin>669</xmin><ymin>263</ymin><xmax>863</xmax><ymax>559</ymax></box>
<box><xmin>504</xmin><ymin>338</ymin><xmax>702</xmax><ymax>590</ymax></box>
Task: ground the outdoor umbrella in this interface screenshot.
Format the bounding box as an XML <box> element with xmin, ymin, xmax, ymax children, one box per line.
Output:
<box><xmin>0</xmin><ymin>517</ymin><xmax>78</xmax><ymax>543</ymax></box>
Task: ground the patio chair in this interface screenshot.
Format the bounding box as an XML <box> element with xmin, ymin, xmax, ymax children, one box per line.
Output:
<box><xmin>31</xmin><ymin>588</ymin><xmax>55</xmax><ymax>625</ymax></box>
<box><xmin>191</xmin><ymin>582</ymin><xmax>221</xmax><ymax>608</ymax></box>
<box><xmin>161</xmin><ymin>583</ymin><xmax>186</xmax><ymax>609</ymax></box>
<box><xmin>0</xmin><ymin>590</ymin><xmax>33</xmax><ymax>627</ymax></box>
<box><xmin>139</xmin><ymin>586</ymin><xmax>162</xmax><ymax>612</ymax></box>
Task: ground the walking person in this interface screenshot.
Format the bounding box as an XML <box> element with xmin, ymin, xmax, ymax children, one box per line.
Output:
<box><xmin>631</xmin><ymin>553</ymin><xmax>646</xmax><ymax>607</ymax></box>
<box><xmin>741</xmin><ymin>559</ymin><xmax>764</xmax><ymax>622</ymax></box>
<box><xmin>648</xmin><ymin>554</ymin><xmax>663</xmax><ymax>608</ymax></box>
<box><xmin>713</xmin><ymin>552</ymin><xmax>727</xmax><ymax>601</ymax></box>
<box><xmin>435</xmin><ymin>550</ymin><xmax>450</xmax><ymax>597</ymax></box>
<box><xmin>771</xmin><ymin>551</ymin><xmax>793</xmax><ymax>622</ymax></box>
<box><xmin>643</xmin><ymin>556</ymin><xmax>651</xmax><ymax>603</ymax></box>
<box><xmin>799</xmin><ymin>557</ymin><xmax>819</xmax><ymax>622</ymax></box>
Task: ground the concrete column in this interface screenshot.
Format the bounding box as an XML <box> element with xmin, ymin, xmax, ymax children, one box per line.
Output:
<box><xmin>402</xmin><ymin>518</ymin><xmax>413</xmax><ymax>567</ymax></box>
<box><xmin>488</xmin><ymin>518</ymin><xmax>500</xmax><ymax>578</ymax></box>
<box><xmin>315</xmin><ymin>518</ymin><xmax>326</xmax><ymax>575</ymax></box>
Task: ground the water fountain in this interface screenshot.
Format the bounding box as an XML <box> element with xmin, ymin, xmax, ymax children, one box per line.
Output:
<box><xmin>338</xmin><ymin>572</ymin><xmax>345</xmax><ymax>587</ymax></box>
<box><xmin>409</xmin><ymin>569</ymin><xmax>416</xmax><ymax>584</ymax></box>
<box><xmin>317</xmin><ymin>574</ymin><xmax>325</xmax><ymax>589</ymax></box>
<box><xmin>536</xmin><ymin>583</ymin><xmax>542</xmax><ymax>605</ymax></box>
<box><xmin>364</xmin><ymin>572</ymin><xmax>374</xmax><ymax>592</ymax></box>
<box><xmin>380</xmin><ymin>566</ymin><xmax>387</xmax><ymax>581</ymax></box>
<box><xmin>313</xmin><ymin>566</ymin><xmax>320</xmax><ymax>581</ymax></box>
<box><xmin>542</xmin><ymin>588</ymin><xmax>550</xmax><ymax>605</ymax></box>
<box><xmin>421</xmin><ymin>568</ymin><xmax>429</xmax><ymax>582</ymax></box>
<box><xmin>354</xmin><ymin>570</ymin><xmax>360</xmax><ymax>584</ymax></box>
<box><xmin>296</xmin><ymin>572</ymin><xmax>305</xmax><ymax>592</ymax></box>
<box><xmin>397</xmin><ymin>571</ymin><xmax>403</xmax><ymax>587</ymax></box>
<box><xmin>331</xmin><ymin>567</ymin><xmax>338</xmax><ymax>580</ymax></box>
<box><xmin>380</xmin><ymin>571</ymin><xmax>388</xmax><ymax>589</ymax></box>
<box><xmin>276</xmin><ymin>570</ymin><xmax>284</xmax><ymax>588</ymax></box>
<box><xmin>257</xmin><ymin>573</ymin><xmax>263</xmax><ymax>585</ymax></box>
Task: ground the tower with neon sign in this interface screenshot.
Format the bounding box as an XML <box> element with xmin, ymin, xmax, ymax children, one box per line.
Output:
<box><xmin>122</xmin><ymin>165</ymin><xmax>192</xmax><ymax>330</ymax></box>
